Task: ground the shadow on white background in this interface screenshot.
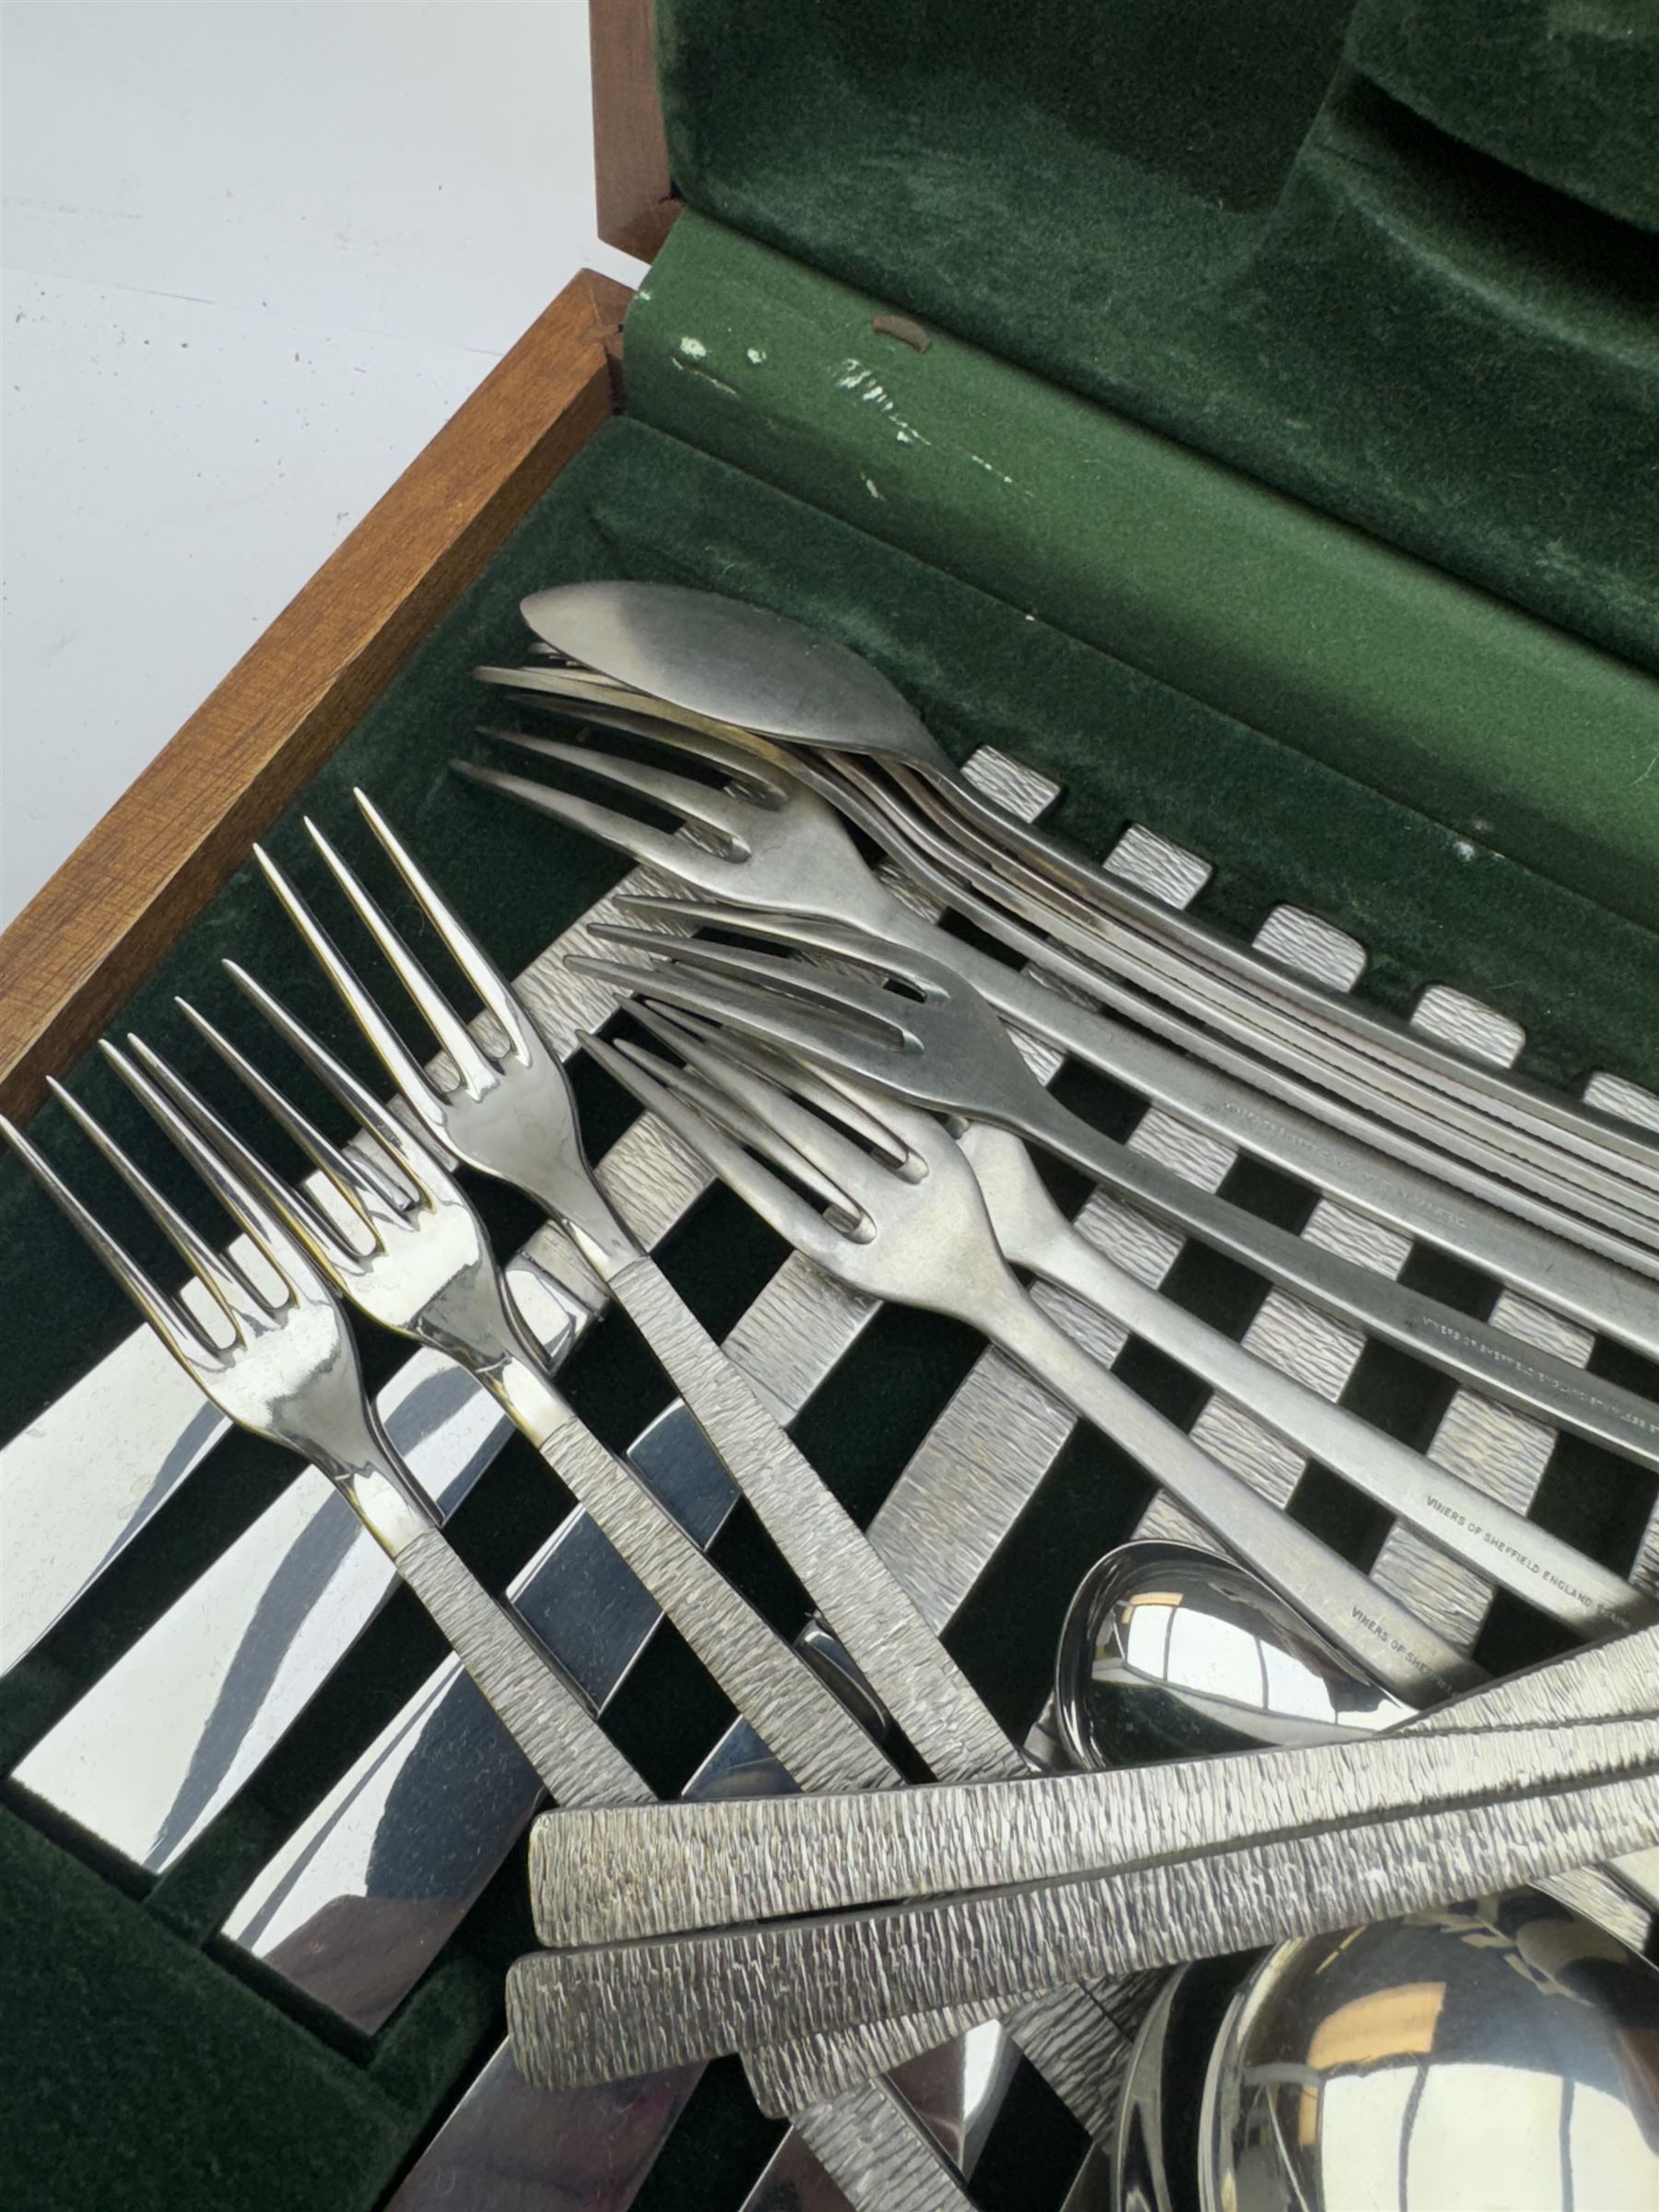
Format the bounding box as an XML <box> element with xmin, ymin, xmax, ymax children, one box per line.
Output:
<box><xmin>1</xmin><ymin>0</ymin><xmax>641</xmax><ymax>924</ymax></box>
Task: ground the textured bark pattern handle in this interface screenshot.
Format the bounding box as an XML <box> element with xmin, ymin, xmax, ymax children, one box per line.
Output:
<box><xmin>536</xmin><ymin>1418</ymin><xmax>896</xmax><ymax>1794</ymax></box>
<box><xmin>533</xmin><ymin>1718</ymin><xmax>1658</xmax><ymax>1942</ymax></box>
<box><xmin>606</xmin><ymin>1254</ymin><xmax>1171</xmax><ymax>2137</ymax></box>
<box><xmin>507</xmin><ymin>1767</ymin><xmax>1659</xmax><ymax>2100</ymax></box>
<box><xmin>609</xmin><ymin>1253</ymin><xmax>1018</xmax><ymax>1783</ymax></box>
<box><xmin>394</xmin><ymin>1525</ymin><xmax>650</xmax><ymax>1808</ymax></box>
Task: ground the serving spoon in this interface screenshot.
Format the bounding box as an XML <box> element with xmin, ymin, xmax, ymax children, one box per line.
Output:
<box><xmin>1054</xmin><ymin>1539</ymin><xmax>1659</xmax><ymax>1941</ymax></box>
<box><xmin>1053</xmin><ymin>1544</ymin><xmax>1659</xmax><ymax>2212</ymax></box>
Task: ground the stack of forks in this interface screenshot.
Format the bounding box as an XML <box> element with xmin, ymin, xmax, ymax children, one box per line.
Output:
<box><xmin>6</xmin><ymin>590</ymin><xmax>1658</xmax><ymax>2212</ymax></box>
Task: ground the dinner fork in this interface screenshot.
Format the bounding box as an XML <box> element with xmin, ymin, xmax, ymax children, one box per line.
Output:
<box><xmin>481</xmin><ymin>660</ymin><xmax>1659</xmax><ymax>1241</ymax></box>
<box><xmin>454</xmin><ymin>724</ymin><xmax>1659</xmax><ymax>1350</ymax></box>
<box><xmin>472</xmin><ymin>673</ymin><xmax>1659</xmax><ymax>1242</ymax></box>
<box><xmin>576</xmin><ymin>1015</ymin><xmax>1484</xmax><ymax>1704</ymax></box>
<box><xmin>5</xmin><ymin>1060</ymin><xmax>994</xmax><ymax>2212</ymax></box>
<box><xmin>834</xmin><ymin>751</ymin><xmax>1659</xmax><ymax>1203</ymax></box>
<box><xmin>481</xmin><ymin>598</ymin><xmax>1659</xmax><ymax>1191</ymax></box>
<box><xmin>0</xmin><ymin>1065</ymin><xmax>647</xmax><ymax>1815</ymax></box>
<box><xmin>586</xmin><ymin>994</ymin><xmax>1645</xmax><ymax>1642</ymax></box>
<box><xmin>129</xmin><ymin>991</ymin><xmax>892</xmax><ymax>1796</ymax></box>
<box><xmin>252</xmin><ymin>790</ymin><xmax>1014</xmax><ymax>1787</ymax></box>
<box><xmin>573</xmin><ymin>902</ymin><xmax>1659</xmax><ymax>1473</ymax></box>
<box><xmin>253</xmin><ymin>793</ymin><xmax>1179</xmax><ymax>2145</ymax></box>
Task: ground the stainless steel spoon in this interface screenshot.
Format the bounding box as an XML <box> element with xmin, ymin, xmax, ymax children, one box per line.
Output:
<box><xmin>1199</xmin><ymin>1892</ymin><xmax>1659</xmax><ymax>2212</ymax></box>
<box><xmin>1059</xmin><ymin>1546</ymin><xmax>1659</xmax><ymax>2212</ymax></box>
<box><xmin>1053</xmin><ymin>1542</ymin><xmax>1659</xmax><ymax>1947</ymax></box>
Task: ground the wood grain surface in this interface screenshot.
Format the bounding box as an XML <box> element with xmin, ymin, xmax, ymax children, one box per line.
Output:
<box><xmin>0</xmin><ymin>268</ymin><xmax>630</xmax><ymax>1118</ymax></box>
<box><xmin>592</xmin><ymin>0</ymin><xmax>680</xmax><ymax>260</ymax></box>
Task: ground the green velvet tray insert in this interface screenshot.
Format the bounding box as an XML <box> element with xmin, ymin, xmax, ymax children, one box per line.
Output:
<box><xmin>5</xmin><ymin>416</ymin><xmax>1657</xmax><ymax>2212</ymax></box>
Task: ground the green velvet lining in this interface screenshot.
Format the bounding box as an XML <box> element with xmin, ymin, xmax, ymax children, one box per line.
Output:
<box><xmin>653</xmin><ymin>2</ymin><xmax>1659</xmax><ymax>682</ymax></box>
<box><xmin>1348</xmin><ymin>0</ymin><xmax>1659</xmax><ymax>233</ymax></box>
<box><xmin>626</xmin><ymin>212</ymin><xmax>1659</xmax><ymax>933</ymax></box>
<box><xmin>4</xmin><ymin>418</ymin><xmax>1656</xmax><ymax>2207</ymax></box>
<box><xmin>0</xmin><ymin>1811</ymin><xmax>416</xmax><ymax>2212</ymax></box>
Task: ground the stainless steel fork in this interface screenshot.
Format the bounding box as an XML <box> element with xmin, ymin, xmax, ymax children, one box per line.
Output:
<box><xmin>470</xmin><ymin>673</ymin><xmax>1659</xmax><ymax>1248</ymax></box>
<box><xmin>5</xmin><ymin>1053</ymin><xmax>992</xmax><ymax>2212</ymax></box>
<box><xmin>453</xmin><ymin>723</ymin><xmax>1659</xmax><ymax>1352</ymax></box>
<box><xmin>583</xmin><ymin>991</ymin><xmax>1646</xmax><ymax>1642</ymax></box>
<box><xmin>253</xmin><ymin>791</ymin><xmax>1173</xmax><ymax>2151</ymax></box>
<box><xmin>836</xmin><ymin>751</ymin><xmax>1659</xmax><ymax>1209</ymax></box>
<box><xmin>0</xmin><ymin>1063</ymin><xmax>646</xmax><ymax>1816</ymax></box>
<box><xmin>250</xmin><ymin>789</ymin><xmax>1009</xmax><ymax>1788</ymax></box>
<box><xmin>579</xmin><ymin>1014</ymin><xmax>1486</xmax><ymax>1704</ymax></box>
<box><xmin>133</xmin><ymin>989</ymin><xmax>891</xmax><ymax>1796</ymax></box>
<box><xmin>572</xmin><ymin>903</ymin><xmax>1659</xmax><ymax>1472</ymax></box>
<box><xmin>478</xmin><ymin>602</ymin><xmax>1659</xmax><ymax>1199</ymax></box>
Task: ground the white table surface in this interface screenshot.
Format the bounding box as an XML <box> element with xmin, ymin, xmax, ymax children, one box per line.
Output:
<box><xmin>1</xmin><ymin>0</ymin><xmax>640</xmax><ymax>925</ymax></box>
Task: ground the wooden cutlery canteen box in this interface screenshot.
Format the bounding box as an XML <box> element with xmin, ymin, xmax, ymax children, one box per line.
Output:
<box><xmin>2</xmin><ymin>3</ymin><xmax>1656</xmax><ymax>2206</ymax></box>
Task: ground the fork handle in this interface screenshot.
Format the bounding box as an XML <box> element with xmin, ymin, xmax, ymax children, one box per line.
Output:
<box><xmin>605</xmin><ymin>1253</ymin><xmax>1023</xmax><ymax>1786</ymax></box>
<box><xmin>582</xmin><ymin>1277</ymin><xmax>1171</xmax><ymax>2145</ymax></box>
<box><xmin>515</xmin><ymin>1387</ymin><xmax>900</xmax><ymax>1795</ymax></box>
<box><xmin>935</xmin><ymin>772</ymin><xmax>1659</xmax><ymax>1171</ymax></box>
<box><xmin>1016</xmin><ymin>1080</ymin><xmax>1659</xmax><ymax>1472</ymax></box>
<box><xmin>391</xmin><ymin>1526</ymin><xmax>653</xmax><ymax>1809</ymax></box>
<box><xmin>395</xmin><ymin>1521</ymin><xmax>981</xmax><ymax>2203</ymax></box>
<box><xmin>894</xmin><ymin>912</ymin><xmax>1659</xmax><ymax>1349</ymax></box>
<box><xmin>1016</xmin><ymin>1196</ymin><xmax>1652</xmax><ymax>1639</ymax></box>
<box><xmin>980</xmin><ymin>1279</ymin><xmax>1477</xmax><ymax>1705</ymax></box>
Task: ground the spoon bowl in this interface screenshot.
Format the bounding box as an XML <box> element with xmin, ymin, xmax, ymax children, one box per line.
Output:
<box><xmin>1053</xmin><ymin>1538</ymin><xmax>1405</xmax><ymax>1773</ymax></box>
<box><xmin>518</xmin><ymin>580</ymin><xmax>955</xmax><ymax>771</ymax></box>
<box><xmin>1200</xmin><ymin>1892</ymin><xmax>1659</xmax><ymax>2212</ymax></box>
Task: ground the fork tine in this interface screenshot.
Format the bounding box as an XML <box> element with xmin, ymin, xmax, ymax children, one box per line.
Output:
<box><xmin>217</xmin><ymin>964</ymin><xmax>438</xmax><ymax>1208</ymax></box>
<box><xmin>612</xmin><ymin>896</ymin><xmax>937</xmax><ymax>985</ymax></box>
<box><xmin>303</xmin><ymin>819</ymin><xmax>498</xmax><ymax>1099</ymax></box>
<box><xmin>164</xmin><ymin>1006</ymin><xmax>406</xmax><ymax>1254</ymax></box>
<box><xmin>622</xmin><ymin>1010</ymin><xmax>888</xmax><ymax>1202</ymax></box>
<box><xmin>253</xmin><ymin>841</ymin><xmax>452</xmax><ymax>1135</ymax></box>
<box><xmin>1</xmin><ymin>1107</ymin><xmax>214</xmax><ymax>1369</ymax></box>
<box><xmin>586</xmin><ymin>925</ymin><xmax>902</xmax><ymax>1034</ymax></box>
<box><xmin>569</xmin><ymin>951</ymin><xmax>895</xmax><ymax>1085</ymax></box>
<box><xmin>103</xmin><ymin>1041</ymin><xmax>320</xmax><ymax>1315</ymax></box>
<box><xmin>471</xmin><ymin>732</ymin><xmax>760</xmax><ymax>843</ymax></box>
<box><xmin>493</xmin><ymin>710</ymin><xmax>786</xmax><ymax>794</ymax></box>
<box><xmin>179</xmin><ymin>992</ymin><xmax>412</xmax><ymax>1213</ymax></box>
<box><xmin>618</xmin><ymin>1007</ymin><xmax>864</xmax><ymax>1209</ymax></box>
<box><xmin>631</xmin><ymin>1003</ymin><xmax>912</xmax><ymax>1171</ymax></box>
<box><xmin>453</xmin><ymin>756</ymin><xmax>695</xmax><ymax>881</ymax></box>
<box><xmin>56</xmin><ymin>1060</ymin><xmax>260</xmax><ymax>1331</ymax></box>
<box><xmin>350</xmin><ymin>791</ymin><xmax>534</xmax><ymax>1061</ymax></box>
<box><xmin>125</xmin><ymin>1025</ymin><xmax>356</xmax><ymax>1265</ymax></box>
<box><xmin>577</xmin><ymin>1030</ymin><xmax>831</xmax><ymax>1257</ymax></box>
<box><xmin>474</xmin><ymin>662</ymin><xmax>640</xmax><ymax>698</ymax></box>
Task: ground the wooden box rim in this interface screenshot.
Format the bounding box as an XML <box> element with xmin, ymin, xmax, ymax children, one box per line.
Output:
<box><xmin>0</xmin><ymin>265</ymin><xmax>634</xmax><ymax>1119</ymax></box>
